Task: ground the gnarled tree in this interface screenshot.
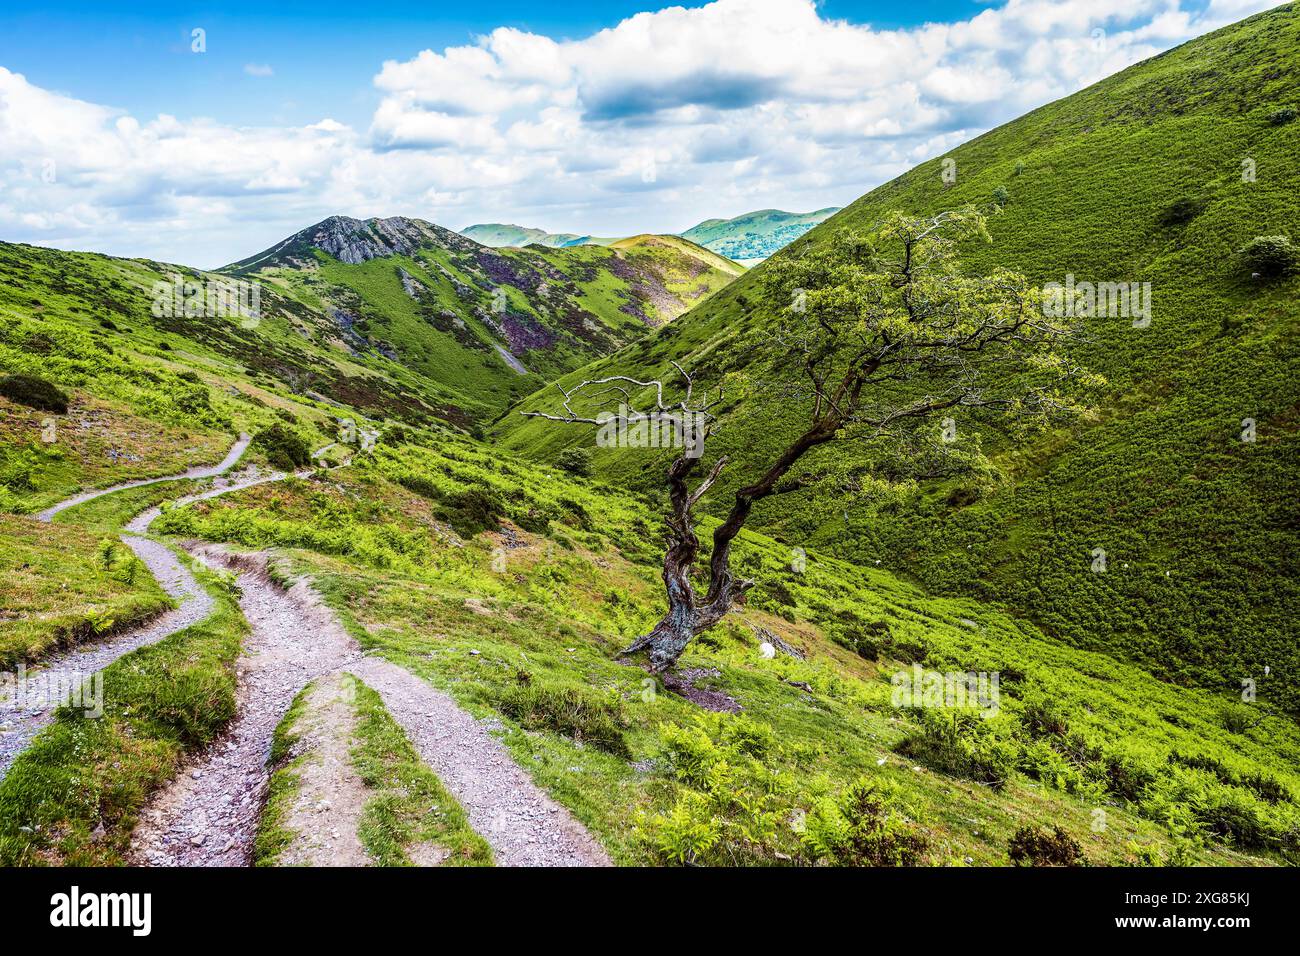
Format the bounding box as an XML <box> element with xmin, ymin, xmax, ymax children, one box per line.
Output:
<box><xmin>524</xmin><ymin>209</ymin><xmax>1095</xmax><ymax>672</ymax></box>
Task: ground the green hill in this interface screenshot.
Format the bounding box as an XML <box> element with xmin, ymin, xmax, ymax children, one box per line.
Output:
<box><xmin>459</xmin><ymin>223</ymin><xmax>591</xmax><ymax>248</ymax></box>
<box><xmin>223</xmin><ymin>215</ymin><xmax>741</xmax><ymax>422</ymax></box>
<box><xmin>497</xmin><ymin>4</ymin><xmax>1300</xmax><ymax>709</ymax></box>
<box><xmin>681</xmin><ymin>207</ymin><xmax>841</xmax><ymax>261</ymax></box>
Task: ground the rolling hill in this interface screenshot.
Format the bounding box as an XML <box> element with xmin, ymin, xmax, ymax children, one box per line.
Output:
<box><xmin>459</xmin><ymin>224</ymin><xmax>594</xmax><ymax>248</ymax></box>
<box><xmin>681</xmin><ymin>207</ymin><xmax>841</xmax><ymax>262</ymax></box>
<box><xmin>497</xmin><ymin>3</ymin><xmax>1300</xmax><ymax>709</ymax></box>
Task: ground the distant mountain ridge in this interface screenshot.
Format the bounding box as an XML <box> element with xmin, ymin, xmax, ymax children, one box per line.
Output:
<box><xmin>679</xmin><ymin>207</ymin><xmax>841</xmax><ymax>261</ymax></box>
<box><xmin>459</xmin><ymin>207</ymin><xmax>840</xmax><ymax>261</ymax></box>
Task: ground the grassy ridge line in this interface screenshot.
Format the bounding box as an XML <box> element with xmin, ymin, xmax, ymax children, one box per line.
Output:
<box><xmin>0</xmin><ymin>558</ymin><xmax>245</xmax><ymax>866</ymax></box>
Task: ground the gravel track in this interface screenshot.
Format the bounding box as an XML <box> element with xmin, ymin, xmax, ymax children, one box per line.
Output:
<box><xmin>0</xmin><ymin>435</ymin><xmax>255</xmax><ymax>781</ymax></box>
<box><xmin>349</xmin><ymin>655</ymin><xmax>611</xmax><ymax>866</ymax></box>
<box><xmin>128</xmin><ymin>547</ymin><xmax>362</xmax><ymax>866</ymax></box>
<box><xmin>129</xmin><ymin>545</ymin><xmax>611</xmax><ymax>867</ymax></box>
<box><xmin>34</xmin><ymin>432</ymin><xmax>252</xmax><ymax>522</ymax></box>
<box><xmin>11</xmin><ymin>432</ymin><xmax>611</xmax><ymax>866</ymax></box>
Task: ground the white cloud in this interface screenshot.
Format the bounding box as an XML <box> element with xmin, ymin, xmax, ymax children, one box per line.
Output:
<box><xmin>0</xmin><ymin>0</ymin><xmax>1288</xmax><ymax>267</ymax></box>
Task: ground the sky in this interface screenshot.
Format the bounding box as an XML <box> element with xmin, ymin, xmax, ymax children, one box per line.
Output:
<box><xmin>0</xmin><ymin>0</ymin><xmax>1283</xmax><ymax>268</ymax></box>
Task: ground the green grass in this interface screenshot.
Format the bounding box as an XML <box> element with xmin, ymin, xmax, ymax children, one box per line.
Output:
<box><xmin>149</xmin><ymin>435</ymin><xmax>1300</xmax><ymax>866</ymax></box>
<box><xmin>0</xmin><ymin>513</ymin><xmax>173</xmax><ymax>666</ymax></box>
<box><xmin>0</xmin><ymin>561</ymin><xmax>246</xmax><ymax>866</ymax></box>
<box><xmin>496</xmin><ymin>4</ymin><xmax>1300</xmax><ymax>710</ymax></box>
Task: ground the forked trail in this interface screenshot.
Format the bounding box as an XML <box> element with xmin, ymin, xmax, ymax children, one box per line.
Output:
<box><xmin>1</xmin><ymin>434</ymin><xmax>257</xmax><ymax>779</ymax></box>
<box><xmin>130</xmin><ymin>545</ymin><xmax>611</xmax><ymax>867</ymax></box>
<box><xmin>8</xmin><ymin>433</ymin><xmax>610</xmax><ymax>865</ymax></box>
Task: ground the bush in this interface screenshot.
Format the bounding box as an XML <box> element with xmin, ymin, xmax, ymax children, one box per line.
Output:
<box><xmin>992</xmin><ymin>185</ymin><xmax>1010</xmax><ymax>207</ymax></box>
<box><xmin>803</xmin><ymin>779</ymin><xmax>929</xmax><ymax>866</ymax></box>
<box><xmin>253</xmin><ymin>424</ymin><xmax>311</xmax><ymax>471</ymax></box>
<box><xmin>1159</xmin><ymin>197</ymin><xmax>1204</xmax><ymax>227</ymax></box>
<box><xmin>495</xmin><ymin>678</ymin><xmax>631</xmax><ymax>758</ymax></box>
<box><xmin>438</xmin><ymin>487</ymin><xmax>504</xmax><ymax>538</ymax></box>
<box><xmin>556</xmin><ymin>447</ymin><xmax>592</xmax><ymax>478</ymax></box>
<box><xmin>1238</xmin><ymin>235</ymin><xmax>1297</xmax><ymax>278</ymax></box>
<box><xmin>641</xmin><ymin>718</ymin><xmax>795</xmax><ymax>865</ymax></box>
<box><xmin>895</xmin><ymin>710</ymin><xmax>1016</xmax><ymax>790</ymax></box>
<box><xmin>1008</xmin><ymin>825</ymin><xmax>1085</xmax><ymax>866</ymax></box>
<box><xmin>0</xmin><ymin>374</ymin><xmax>69</xmax><ymax>413</ymax></box>
<box><xmin>1267</xmin><ymin>107</ymin><xmax>1297</xmax><ymax>125</ymax></box>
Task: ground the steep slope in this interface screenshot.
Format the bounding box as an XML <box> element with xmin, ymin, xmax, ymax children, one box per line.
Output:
<box><xmin>224</xmin><ymin>216</ymin><xmax>740</xmax><ymax>421</ymax></box>
<box><xmin>681</xmin><ymin>207</ymin><xmax>841</xmax><ymax>262</ymax></box>
<box><xmin>497</xmin><ymin>4</ymin><xmax>1300</xmax><ymax>708</ymax></box>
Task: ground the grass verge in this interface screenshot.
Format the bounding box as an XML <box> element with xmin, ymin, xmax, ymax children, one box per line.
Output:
<box><xmin>0</xmin><ymin>560</ymin><xmax>245</xmax><ymax>866</ymax></box>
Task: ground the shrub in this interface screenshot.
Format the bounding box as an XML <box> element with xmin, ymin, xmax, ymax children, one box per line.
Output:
<box><xmin>438</xmin><ymin>487</ymin><xmax>504</xmax><ymax>538</ymax></box>
<box><xmin>1267</xmin><ymin>107</ymin><xmax>1297</xmax><ymax>125</ymax></box>
<box><xmin>1238</xmin><ymin>235</ymin><xmax>1297</xmax><ymax>278</ymax></box>
<box><xmin>895</xmin><ymin>710</ymin><xmax>1016</xmax><ymax>790</ymax></box>
<box><xmin>641</xmin><ymin>719</ymin><xmax>795</xmax><ymax>865</ymax></box>
<box><xmin>802</xmin><ymin>779</ymin><xmax>929</xmax><ymax>866</ymax></box>
<box><xmin>1008</xmin><ymin>825</ymin><xmax>1085</xmax><ymax>866</ymax></box>
<box><xmin>0</xmin><ymin>374</ymin><xmax>69</xmax><ymax>413</ymax></box>
<box><xmin>495</xmin><ymin>678</ymin><xmax>631</xmax><ymax>758</ymax></box>
<box><xmin>1158</xmin><ymin>197</ymin><xmax>1204</xmax><ymax>227</ymax></box>
<box><xmin>253</xmin><ymin>424</ymin><xmax>311</xmax><ymax>471</ymax></box>
<box><xmin>837</xmin><ymin>620</ymin><xmax>927</xmax><ymax>663</ymax></box>
<box><xmin>556</xmin><ymin>447</ymin><xmax>592</xmax><ymax>477</ymax></box>
<box><xmin>992</xmin><ymin>185</ymin><xmax>1010</xmax><ymax>207</ymax></box>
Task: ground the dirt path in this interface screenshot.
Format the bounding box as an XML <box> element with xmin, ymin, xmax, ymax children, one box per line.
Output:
<box><xmin>269</xmin><ymin>672</ymin><xmax>372</xmax><ymax>867</ymax></box>
<box><xmin>35</xmin><ymin>432</ymin><xmax>253</xmax><ymax>522</ymax></box>
<box><xmin>0</xmin><ymin>535</ymin><xmax>213</xmax><ymax>778</ymax></box>
<box><xmin>129</xmin><ymin>547</ymin><xmax>361</xmax><ymax>866</ymax></box>
<box><xmin>349</xmin><ymin>656</ymin><xmax>611</xmax><ymax>866</ymax></box>
<box><xmin>14</xmin><ymin>432</ymin><xmax>611</xmax><ymax>866</ymax></box>
<box><xmin>129</xmin><ymin>545</ymin><xmax>610</xmax><ymax>867</ymax></box>
<box><xmin>1</xmin><ymin>435</ymin><xmax>259</xmax><ymax>780</ymax></box>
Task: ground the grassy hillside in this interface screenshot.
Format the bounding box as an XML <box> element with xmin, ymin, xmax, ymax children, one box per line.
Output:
<box><xmin>224</xmin><ymin>217</ymin><xmax>740</xmax><ymax>422</ymax></box>
<box><xmin>125</xmin><ymin>430</ymin><xmax>1300</xmax><ymax>865</ymax></box>
<box><xmin>3</xmin><ymin>202</ymin><xmax>1298</xmax><ymax>868</ymax></box>
<box><xmin>681</xmin><ymin>207</ymin><xmax>841</xmax><ymax>261</ymax></box>
<box><xmin>497</xmin><ymin>4</ymin><xmax>1300</xmax><ymax>709</ymax></box>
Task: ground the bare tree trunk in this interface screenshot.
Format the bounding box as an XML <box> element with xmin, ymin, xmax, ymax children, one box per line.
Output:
<box><xmin>624</xmin><ymin>412</ymin><xmax>844</xmax><ymax>672</ymax></box>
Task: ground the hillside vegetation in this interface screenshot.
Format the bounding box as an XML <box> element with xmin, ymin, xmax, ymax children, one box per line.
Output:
<box><xmin>498</xmin><ymin>4</ymin><xmax>1300</xmax><ymax>710</ymax></box>
<box><xmin>681</xmin><ymin>207</ymin><xmax>841</xmax><ymax>261</ymax></box>
<box><xmin>1</xmin><ymin>4</ymin><xmax>1296</xmax><ymax>870</ymax></box>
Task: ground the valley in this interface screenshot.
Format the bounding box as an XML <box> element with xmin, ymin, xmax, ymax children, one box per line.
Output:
<box><xmin>0</xmin><ymin>2</ymin><xmax>1297</xmax><ymax>873</ymax></box>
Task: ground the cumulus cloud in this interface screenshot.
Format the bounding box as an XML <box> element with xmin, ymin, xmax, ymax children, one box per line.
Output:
<box><xmin>0</xmin><ymin>0</ymin><xmax>1286</xmax><ymax>267</ymax></box>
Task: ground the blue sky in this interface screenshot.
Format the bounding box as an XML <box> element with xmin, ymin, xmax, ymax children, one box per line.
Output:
<box><xmin>0</xmin><ymin>0</ymin><xmax>1268</xmax><ymax>267</ymax></box>
<box><xmin>0</xmin><ymin>1</ymin><xmax>992</xmax><ymax>128</ymax></box>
